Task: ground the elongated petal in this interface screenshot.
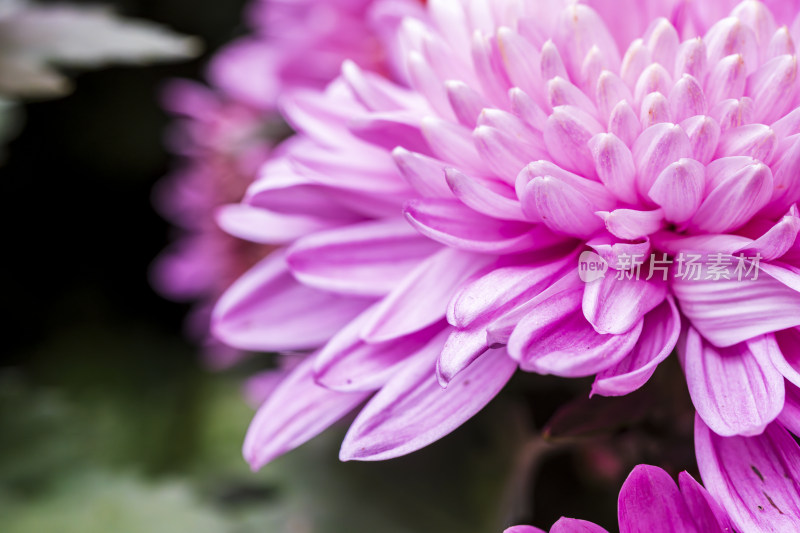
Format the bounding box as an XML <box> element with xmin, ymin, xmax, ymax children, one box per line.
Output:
<box><xmin>618</xmin><ymin>465</ymin><xmax>698</xmax><ymax>533</ymax></box>
<box><xmin>746</xmin><ymin>54</ymin><xmax>799</xmax><ymax>124</ymax></box>
<box><xmin>690</xmin><ymin>161</ymin><xmax>773</xmax><ymax>234</ymax></box>
<box><xmin>243</xmin><ymin>356</ymin><xmax>370</xmax><ymax>470</ymax></box>
<box><xmin>695</xmin><ymin>417</ymin><xmax>800</xmax><ymax>532</ymax></box>
<box><xmin>544</xmin><ymin>105</ymin><xmax>603</xmax><ymax>179</ymax></box>
<box><xmin>632</xmin><ymin>122</ymin><xmax>692</xmax><ymax>198</ymax></box>
<box><xmin>681</xmin><ymin>329</ymin><xmax>785</xmax><ymax>436</ymax></box>
<box><xmin>589</xmin><ymin>133</ymin><xmax>639</xmax><ymax>204</ymax></box>
<box><xmin>405</xmin><ymin>198</ymin><xmax>562</xmax><ymax>253</ymax></box>
<box><xmin>508</xmin><ymin>282</ymin><xmax>642</xmax><ymax>377</ymax></box>
<box><xmin>358</xmin><ymin>247</ymin><xmax>488</xmax><ymax>343</ymax></box>
<box><xmin>677</xmin><ymin>472</ymin><xmax>737</xmax><ymax>533</ymax></box>
<box><xmin>216</xmin><ymin>204</ymin><xmax>339</xmax><ymax>244</ymax></box>
<box><xmin>735</xmin><ymin>208</ymin><xmax>800</xmax><ymax>261</ymax></box>
<box><xmin>340</xmin><ymin>340</ymin><xmax>516</xmax><ymax>461</ymax></box>
<box><xmin>212</xmin><ymin>253</ymin><xmax>371</xmax><ymax>351</ymax></box>
<box><xmin>287</xmin><ymin>218</ymin><xmax>440</xmax><ymax>296</ymax></box>
<box><xmin>315</xmin><ymin>305</ymin><xmax>441</xmax><ymax>392</ymax></box>
<box><xmin>673</xmin><ymin>262</ymin><xmax>800</xmax><ymax>347</ymax></box>
<box><xmin>647</xmin><ymin>158</ymin><xmax>704</xmax><ymax>224</ymax></box>
<box><xmin>715</xmin><ymin>124</ymin><xmax>776</xmax><ymax>162</ymax></box>
<box><xmin>449</xmin><ymin>253</ymin><xmax>576</xmax><ymax>328</ymax></box>
<box><xmin>597</xmin><ymin>209</ymin><xmax>664</xmax><ymax>240</ymax></box>
<box><xmin>681</xmin><ymin>115</ymin><xmax>721</xmax><ymax>165</ymax></box>
<box><xmin>523</xmin><ymin>176</ymin><xmax>607</xmax><ymax>238</ymax></box>
<box><xmin>392</xmin><ymin>147</ymin><xmax>452</xmax><ymax>198</ymax></box>
<box><xmin>670</xmin><ymin>74</ymin><xmax>707</xmax><ymax>123</ymax></box>
<box><xmin>583</xmin><ymin>275</ymin><xmax>667</xmax><ymax>335</ymax></box>
<box><xmin>445</xmin><ymin>167</ymin><xmax>527</xmax><ymax>221</ymax></box>
<box><xmin>592</xmin><ymin>297</ymin><xmax>680</xmax><ymax>396</ymax></box>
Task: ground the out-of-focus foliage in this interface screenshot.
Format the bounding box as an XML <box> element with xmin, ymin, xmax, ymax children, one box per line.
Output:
<box><xmin>0</xmin><ymin>0</ymin><xmax>200</xmax><ymax>99</ymax></box>
<box><xmin>0</xmin><ymin>336</ymin><xmax>527</xmax><ymax>533</ymax></box>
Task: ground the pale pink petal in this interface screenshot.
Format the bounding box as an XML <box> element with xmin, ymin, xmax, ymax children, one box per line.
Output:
<box><xmin>243</xmin><ymin>356</ymin><xmax>370</xmax><ymax>470</ymax></box>
<box><xmin>597</xmin><ymin>208</ymin><xmax>664</xmax><ymax>240</ymax></box>
<box><xmin>314</xmin><ymin>304</ymin><xmax>442</xmax><ymax>392</ymax></box>
<box><xmin>681</xmin><ymin>329</ymin><xmax>785</xmax><ymax>437</ymax></box>
<box><xmin>672</xmin><ymin>264</ymin><xmax>800</xmax><ymax>347</ymax></box>
<box><xmin>404</xmin><ymin>198</ymin><xmax>564</xmax><ymax>253</ymax></box>
<box><xmin>445</xmin><ymin>167</ymin><xmax>528</xmax><ymax>221</ymax></box>
<box><xmin>592</xmin><ymin>297</ymin><xmax>681</xmax><ymax>396</ymax></box>
<box><xmin>632</xmin><ymin>122</ymin><xmax>692</xmax><ymax>197</ymax></box>
<box><xmin>589</xmin><ymin>133</ymin><xmax>639</xmax><ymax>204</ymax></box>
<box><xmin>735</xmin><ymin>207</ymin><xmax>800</xmax><ymax>261</ymax></box>
<box><xmin>359</xmin><ymin>248</ymin><xmax>490</xmax><ymax>342</ymax></box>
<box><xmin>746</xmin><ymin>54</ymin><xmax>799</xmax><ymax>124</ymax></box>
<box><xmin>391</xmin><ymin>147</ymin><xmax>452</xmax><ymax>198</ymax></box>
<box><xmin>339</xmin><ymin>340</ymin><xmax>516</xmax><ymax>461</ymax></box>
<box><xmin>695</xmin><ymin>417</ymin><xmax>800</xmax><ymax>532</ymax></box>
<box><xmin>583</xmin><ymin>275</ymin><xmax>667</xmax><ymax>335</ymax></box>
<box><xmin>647</xmin><ymin>158</ymin><xmax>705</xmax><ymax>224</ymax></box>
<box><xmin>507</xmin><ymin>279</ymin><xmax>643</xmax><ymax>377</ymax></box>
<box><xmin>212</xmin><ymin>253</ymin><xmax>372</xmax><ymax>351</ymax></box>
<box><xmin>216</xmin><ymin>204</ymin><xmax>341</xmax><ymax>244</ymax></box>
<box><xmin>287</xmin><ymin>218</ymin><xmax>440</xmax><ymax>297</ymax></box>
<box><xmin>544</xmin><ymin>105</ymin><xmax>603</xmax><ymax>179</ymax></box>
<box><xmin>690</xmin><ymin>160</ymin><xmax>772</xmax><ymax>233</ymax></box>
<box><xmin>669</xmin><ymin>74</ymin><xmax>707</xmax><ymax>123</ymax></box>
<box><xmin>504</xmin><ymin>527</ymin><xmax>546</xmax><ymax>533</ymax></box>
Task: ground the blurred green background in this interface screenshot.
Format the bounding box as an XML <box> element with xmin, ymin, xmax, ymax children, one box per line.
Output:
<box><xmin>0</xmin><ymin>1</ymin><xmax>699</xmax><ymax>531</ymax></box>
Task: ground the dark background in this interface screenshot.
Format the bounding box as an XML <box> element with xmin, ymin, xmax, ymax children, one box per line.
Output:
<box><xmin>0</xmin><ymin>2</ymin><xmax>698</xmax><ymax>531</ymax></box>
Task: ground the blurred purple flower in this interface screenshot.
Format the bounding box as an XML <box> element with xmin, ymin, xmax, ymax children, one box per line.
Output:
<box><xmin>153</xmin><ymin>0</ymin><xmax>419</xmax><ymax>366</ymax></box>
<box><xmin>152</xmin><ymin>80</ymin><xmax>274</xmax><ymax>367</ymax></box>
<box><xmin>208</xmin><ymin>0</ymin><xmax>427</xmax><ymax>110</ymax></box>
<box><xmin>210</xmin><ymin>0</ymin><xmax>800</xmax><ymax>475</ymax></box>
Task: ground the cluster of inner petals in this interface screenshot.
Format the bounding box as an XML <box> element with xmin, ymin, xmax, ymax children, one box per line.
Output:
<box><xmin>440</xmin><ymin>2</ymin><xmax>800</xmax><ymax>243</ymax></box>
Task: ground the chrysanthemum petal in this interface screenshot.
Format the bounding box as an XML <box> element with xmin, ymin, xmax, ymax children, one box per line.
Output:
<box><xmin>212</xmin><ymin>253</ymin><xmax>371</xmax><ymax>351</ymax></box>
<box><xmin>243</xmin><ymin>356</ymin><xmax>370</xmax><ymax>470</ymax></box>
<box><xmin>647</xmin><ymin>157</ymin><xmax>705</xmax><ymax>224</ymax></box>
<box><xmin>695</xmin><ymin>416</ymin><xmax>800</xmax><ymax>532</ymax></box>
<box><xmin>583</xmin><ymin>274</ymin><xmax>667</xmax><ymax>335</ymax></box>
<box><xmin>358</xmin><ymin>247</ymin><xmax>489</xmax><ymax>343</ymax></box>
<box><xmin>404</xmin><ymin>198</ymin><xmax>562</xmax><ymax>253</ymax></box>
<box><xmin>592</xmin><ymin>297</ymin><xmax>680</xmax><ymax>396</ymax></box>
<box><xmin>681</xmin><ymin>328</ymin><xmax>785</xmax><ymax>436</ymax></box>
<box><xmin>287</xmin><ymin>218</ymin><xmax>440</xmax><ymax>296</ymax></box>
<box><xmin>617</xmin><ymin>465</ymin><xmax>698</xmax><ymax>533</ymax></box>
<box><xmin>339</xmin><ymin>339</ymin><xmax>516</xmax><ymax>461</ymax></box>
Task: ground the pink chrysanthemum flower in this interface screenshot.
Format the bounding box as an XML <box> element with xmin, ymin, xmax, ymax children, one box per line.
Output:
<box><xmin>213</xmin><ymin>0</ymin><xmax>800</xmax><ymax>483</ymax></box>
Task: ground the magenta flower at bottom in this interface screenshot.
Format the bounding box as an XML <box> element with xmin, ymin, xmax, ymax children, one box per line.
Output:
<box><xmin>212</xmin><ymin>0</ymin><xmax>800</xmax><ymax>488</ymax></box>
<box><xmin>508</xmin><ymin>414</ymin><xmax>800</xmax><ymax>532</ymax></box>
<box><xmin>505</xmin><ymin>463</ymin><xmax>735</xmax><ymax>533</ymax></box>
